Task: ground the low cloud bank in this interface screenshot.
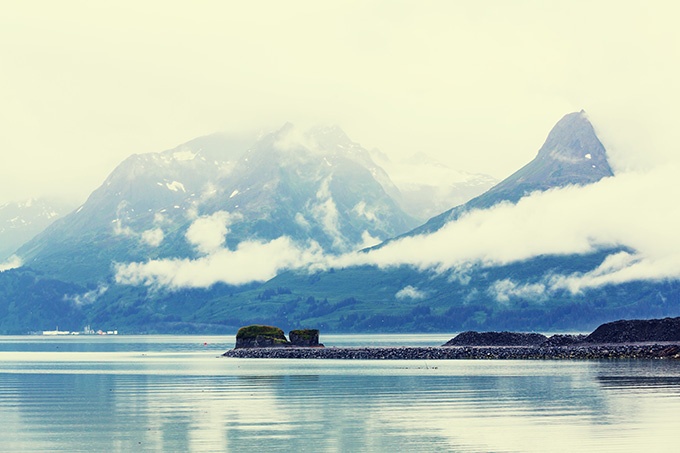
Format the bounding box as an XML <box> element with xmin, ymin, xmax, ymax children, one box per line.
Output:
<box><xmin>64</xmin><ymin>285</ymin><xmax>109</xmax><ymax>307</ymax></box>
<box><xmin>114</xmin><ymin>166</ymin><xmax>680</xmax><ymax>295</ymax></box>
<box><xmin>346</xmin><ymin>166</ymin><xmax>680</xmax><ymax>293</ymax></box>
<box><xmin>395</xmin><ymin>286</ymin><xmax>427</xmax><ymax>301</ymax></box>
<box><xmin>0</xmin><ymin>255</ymin><xmax>23</xmax><ymax>272</ymax></box>
<box><xmin>116</xmin><ymin>237</ymin><xmax>325</xmax><ymax>289</ymax></box>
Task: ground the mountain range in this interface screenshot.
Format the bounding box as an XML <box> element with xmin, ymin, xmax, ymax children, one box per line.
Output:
<box><xmin>1</xmin><ymin>111</ymin><xmax>678</xmax><ymax>334</ymax></box>
<box><xmin>16</xmin><ymin>123</ymin><xmax>495</xmax><ymax>285</ymax></box>
<box><xmin>0</xmin><ymin>199</ymin><xmax>72</xmax><ymax>261</ymax></box>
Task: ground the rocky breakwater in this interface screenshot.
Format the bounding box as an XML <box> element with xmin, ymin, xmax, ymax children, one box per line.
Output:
<box><xmin>223</xmin><ymin>318</ymin><xmax>680</xmax><ymax>360</ymax></box>
<box><xmin>224</xmin><ymin>344</ymin><xmax>680</xmax><ymax>360</ymax></box>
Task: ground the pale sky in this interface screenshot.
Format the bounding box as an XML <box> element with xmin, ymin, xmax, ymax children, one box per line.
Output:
<box><xmin>1</xmin><ymin>1</ymin><xmax>679</xmax><ymax>205</ymax></box>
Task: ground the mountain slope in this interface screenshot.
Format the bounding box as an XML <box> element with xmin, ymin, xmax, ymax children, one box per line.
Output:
<box><xmin>17</xmin><ymin>133</ymin><xmax>248</xmax><ymax>282</ymax></box>
<box><xmin>199</xmin><ymin>124</ymin><xmax>418</xmax><ymax>251</ymax></box>
<box><xmin>408</xmin><ymin>111</ymin><xmax>613</xmax><ymax>236</ymax></box>
<box><xmin>0</xmin><ymin>199</ymin><xmax>72</xmax><ymax>261</ymax></box>
<box><xmin>17</xmin><ymin>125</ymin><xmax>418</xmax><ymax>283</ymax></box>
<box><xmin>369</xmin><ymin>151</ymin><xmax>498</xmax><ymax>221</ymax></box>
<box><xmin>7</xmin><ymin>111</ymin><xmax>673</xmax><ymax>335</ymax></box>
<box><xmin>181</xmin><ymin>110</ymin><xmax>645</xmax><ymax>333</ymax></box>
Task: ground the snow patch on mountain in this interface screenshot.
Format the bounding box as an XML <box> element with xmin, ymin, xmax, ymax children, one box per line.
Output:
<box><xmin>166</xmin><ymin>181</ymin><xmax>186</xmax><ymax>192</ymax></box>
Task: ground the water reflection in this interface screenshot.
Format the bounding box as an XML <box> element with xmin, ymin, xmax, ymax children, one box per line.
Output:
<box><xmin>1</xmin><ymin>338</ymin><xmax>680</xmax><ymax>452</ymax></box>
<box><xmin>595</xmin><ymin>360</ymin><xmax>680</xmax><ymax>391</ymax></box>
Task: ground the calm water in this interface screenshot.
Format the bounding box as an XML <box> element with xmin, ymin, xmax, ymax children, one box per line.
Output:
<box><xmin>1</xmin><ymin>335</ymin><xmax>679</xmax><ymax>452</ymax></box>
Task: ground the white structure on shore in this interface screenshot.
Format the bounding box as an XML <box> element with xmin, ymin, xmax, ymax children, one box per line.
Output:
<box><xmin>41</xmin><ymin>327</ymin><xmax>70</xmax><ymax>336</ymax></box>
<box><xmin>41</xmin><ymin>326</ymin><xmax>118</xmax><ymax>336</ymax></box>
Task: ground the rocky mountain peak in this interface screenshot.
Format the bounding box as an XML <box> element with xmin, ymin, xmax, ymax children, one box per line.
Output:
<box><xmin>536</xmin><ymin>110</ymin><xmax>609</xmax><ymax>167</ymax></box>
<box><xmin>498</xmin><ymin>110</ymin><xmax>613</xmax><ymax>192</ymax></box>
<box><xmin>399</xmin><ymin>111</ymin><xmax>615</xmax><ymax>237</ymax></box>
<box><xmin>307</xmin><ymin>124</ymin><xmax>353</xmax><ymax>150</ymax></box>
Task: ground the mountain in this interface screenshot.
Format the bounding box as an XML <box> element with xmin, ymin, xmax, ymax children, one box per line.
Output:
<box><xmin>17</xmin><ymin>125</ymin><xmax>418</xmax><ymax>283</ymax></box>
<box><xmin>16</xmin><ymin>133</ymin><xmax>247</xmax><ymax>282</ymax></box>
<box><xmin>407</xmin><ymin>110</ymin><xmax>613</xmax><ymax>236</ymax></box>
<box><xmin>5</xmin><ymin>111</ymin><xmax>678</xmax><ymax>334</ymax></box>
<box><xmin>0</xmin><ymin>198</ymin><xmax>73</xmax><ymax>261</ymax></box>
<box><xmin>181</xmin><ymin>110</ymin><xmax>678</xmax><ymax>333</ymax></box>
<box><xmin>369</xmin><ymin>151</ymin><xmax>498</xmax><ymax>221</ymax></box>
<box><xmin>198</xmin><ymin>124</ymin><xmax>417</xmax><ymax>252</ymax></box>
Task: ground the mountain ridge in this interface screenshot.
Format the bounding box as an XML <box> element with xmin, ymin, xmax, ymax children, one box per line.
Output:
<box><xmin>16</xmin><ymin>124</ymin><xmax>420</xmax><ymax>283</ymax></box>
<box><xmin>403</xmin><ymin>110</ymin><xmax>614</xmax><ymax>237</ymax></box>
<box><xmin>3</xmin><ymin>112</ymin><xmax>675</xmax><ymax>335</ymax></box>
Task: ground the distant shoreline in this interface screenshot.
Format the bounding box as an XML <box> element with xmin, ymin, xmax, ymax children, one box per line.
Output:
<box><xmin>223</xmin><ymin>343</ymin><xmax>680</xmax><ymax>360</ymax></box>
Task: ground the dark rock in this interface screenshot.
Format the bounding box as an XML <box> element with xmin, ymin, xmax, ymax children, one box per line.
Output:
<box><xmin>542</xmin><ymin>334</ymin><xmax>587</xmax><ymax>347</ymax></box>
<box><xmin>443</xmin><ymin>331</ymin><xmax>547</xmax><ymax>347</ymax></box>
<box><xmin>289</xmin><ymin>329</ymin><xmax>323</xmax><ymax>347</ymax></box>
<box><xmin>234</xmin><ymin>325</ymin><xmax>291</xmax><ymax>349</ymax></box>
<box><xmin>585</xmin><ymin>317</ymin><xmax>680</xmax><ymax>343</ymax></box>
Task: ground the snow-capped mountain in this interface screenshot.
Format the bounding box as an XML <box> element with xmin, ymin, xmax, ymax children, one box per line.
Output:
<box><xmin>199</xmin><ymin>123</ymin><xmax>418</xmax><ymax>251</ymax></box>
<box><xmin>370</xmin><ymin>151</ymin><xmax>498</xmax><ymax>221</ymax></box>
<box><xmin>5</xmin><ymin>111</ymin><xmax>679</xmax><ymax>335</ymax></box>
<box><xmin>0</xmin><ymin>198</ymin><xmax>72</xmax><ymax>260</ymax></box>
<box><xmin>17</xmin><ymin>125</ymin><xmax>419</xmax><ymax>283</ymax></box>
<box><xmin>406</xmin><ymin>110</ymin><xmax>614</xmax><ymax>236</ymax></box>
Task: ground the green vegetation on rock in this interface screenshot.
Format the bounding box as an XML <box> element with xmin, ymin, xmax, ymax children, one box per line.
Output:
<box><xmin>289</xmin><ymin>329</ymin><xmax>318</xmax><ymax>340</ymax></box>
<box><xmin>235</xmin><ymin>324</ymin><xmax>291</xmax><ymax>348</ymax></box>
<box><xmin>236</xmin><ymin>324</ymin><xmax>286</xmax><ymax>340</ymax></box>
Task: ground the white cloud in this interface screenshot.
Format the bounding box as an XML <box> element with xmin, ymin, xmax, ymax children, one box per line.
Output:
<box><xmin>115</xmin><ymin>237</ymin><xmax>324</xmax><ymax>289</ymax></box>
<box><xmin>295</xmin><ymin>212</ymin><xmax>311</xmax><ymax>229</ymax></box>
<box><xmin>200</xmin><ymin>183</ymin><xmax>219</xmax><ymax>203</ymax></box>
<box><xmin>64</xmin><ymin>285</ymin><xmax>108</xmax><ymax>307</ymax></box>
<box><xmin>2</xmin><ymin>2</ymin><xmax>680</xmax><ymax>207</ymax></box>
<box><xmin>274</xmin><ymin>125</ymin><xmax>317</xmax><ymax>152</ymax></box>
<box><xmin>547</xmin><ymin>251</ymin><xmax>677</xmax><ymax>294</ymax></box>
<box><xmin>113</xmin><ymin>202</ymin><xmax>167</xmax><ymax>248</ymax></box>
<box><xmin>353</xmin><ymin>201</ymin><xmax>377</xmax><ymax>222</ymax></box>
<box><xmin>488</xmin><ymin>279</ymin><xmax>547</xmax><ymax>303</ymax></box>
<box><xmin>359</xmin><ymin>231</ymin><xmax>382</xmax><ymax>250</ymax></box>
<box><xmin>141</xmin><ymin>228</ymin><xmax>164</xmax><ymax>247</ymax></box>
<box><xmin>0</xmin><ymin>255</ymin><xmax>23</xmax><ymax>272</ymax></box>
<box><xmin>153</xmin><ymin>212</ymin><xmax>167</xmax><ymax>224</ymax></box>
<box><xmin>185</xmin><ymin>211</ymin><xmax>240</xmax><ymax>255</ymax></box>
<box><xmin>395</xmin><ymin>285</ymin><xmax>427</xmax><ymax>301</ymax></box>
<box><xmin>310</xmin><ymin>177</ymin><xmax>345</xmax><ymax>250</ymax></box>
<box><xmin>115</xmin><ymin>166</ymin><xmax>680</xmax><ymax>293</ymax></box>
<box><xmin>339</xmin><ymin>165</ymin><xmax>680</xmax><ymax>291</ymax></box>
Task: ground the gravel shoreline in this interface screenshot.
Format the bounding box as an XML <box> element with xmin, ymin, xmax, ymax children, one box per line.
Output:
<box><xmin>223</xmin><ymin>343</ymin><xmax>680</xmax><ymax>360</ymax></box>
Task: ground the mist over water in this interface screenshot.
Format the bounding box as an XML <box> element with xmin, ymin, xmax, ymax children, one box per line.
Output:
<box><xmin>0</xmin><ymin>336</ymin><xmax>679</xmax><ymax>452</ymax></box>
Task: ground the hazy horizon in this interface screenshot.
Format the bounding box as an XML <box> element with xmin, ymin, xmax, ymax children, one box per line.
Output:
<box><xmin>2</xmin><ymin>1</ymin><xmax>679</xmax><ymax>205</ymax></box>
